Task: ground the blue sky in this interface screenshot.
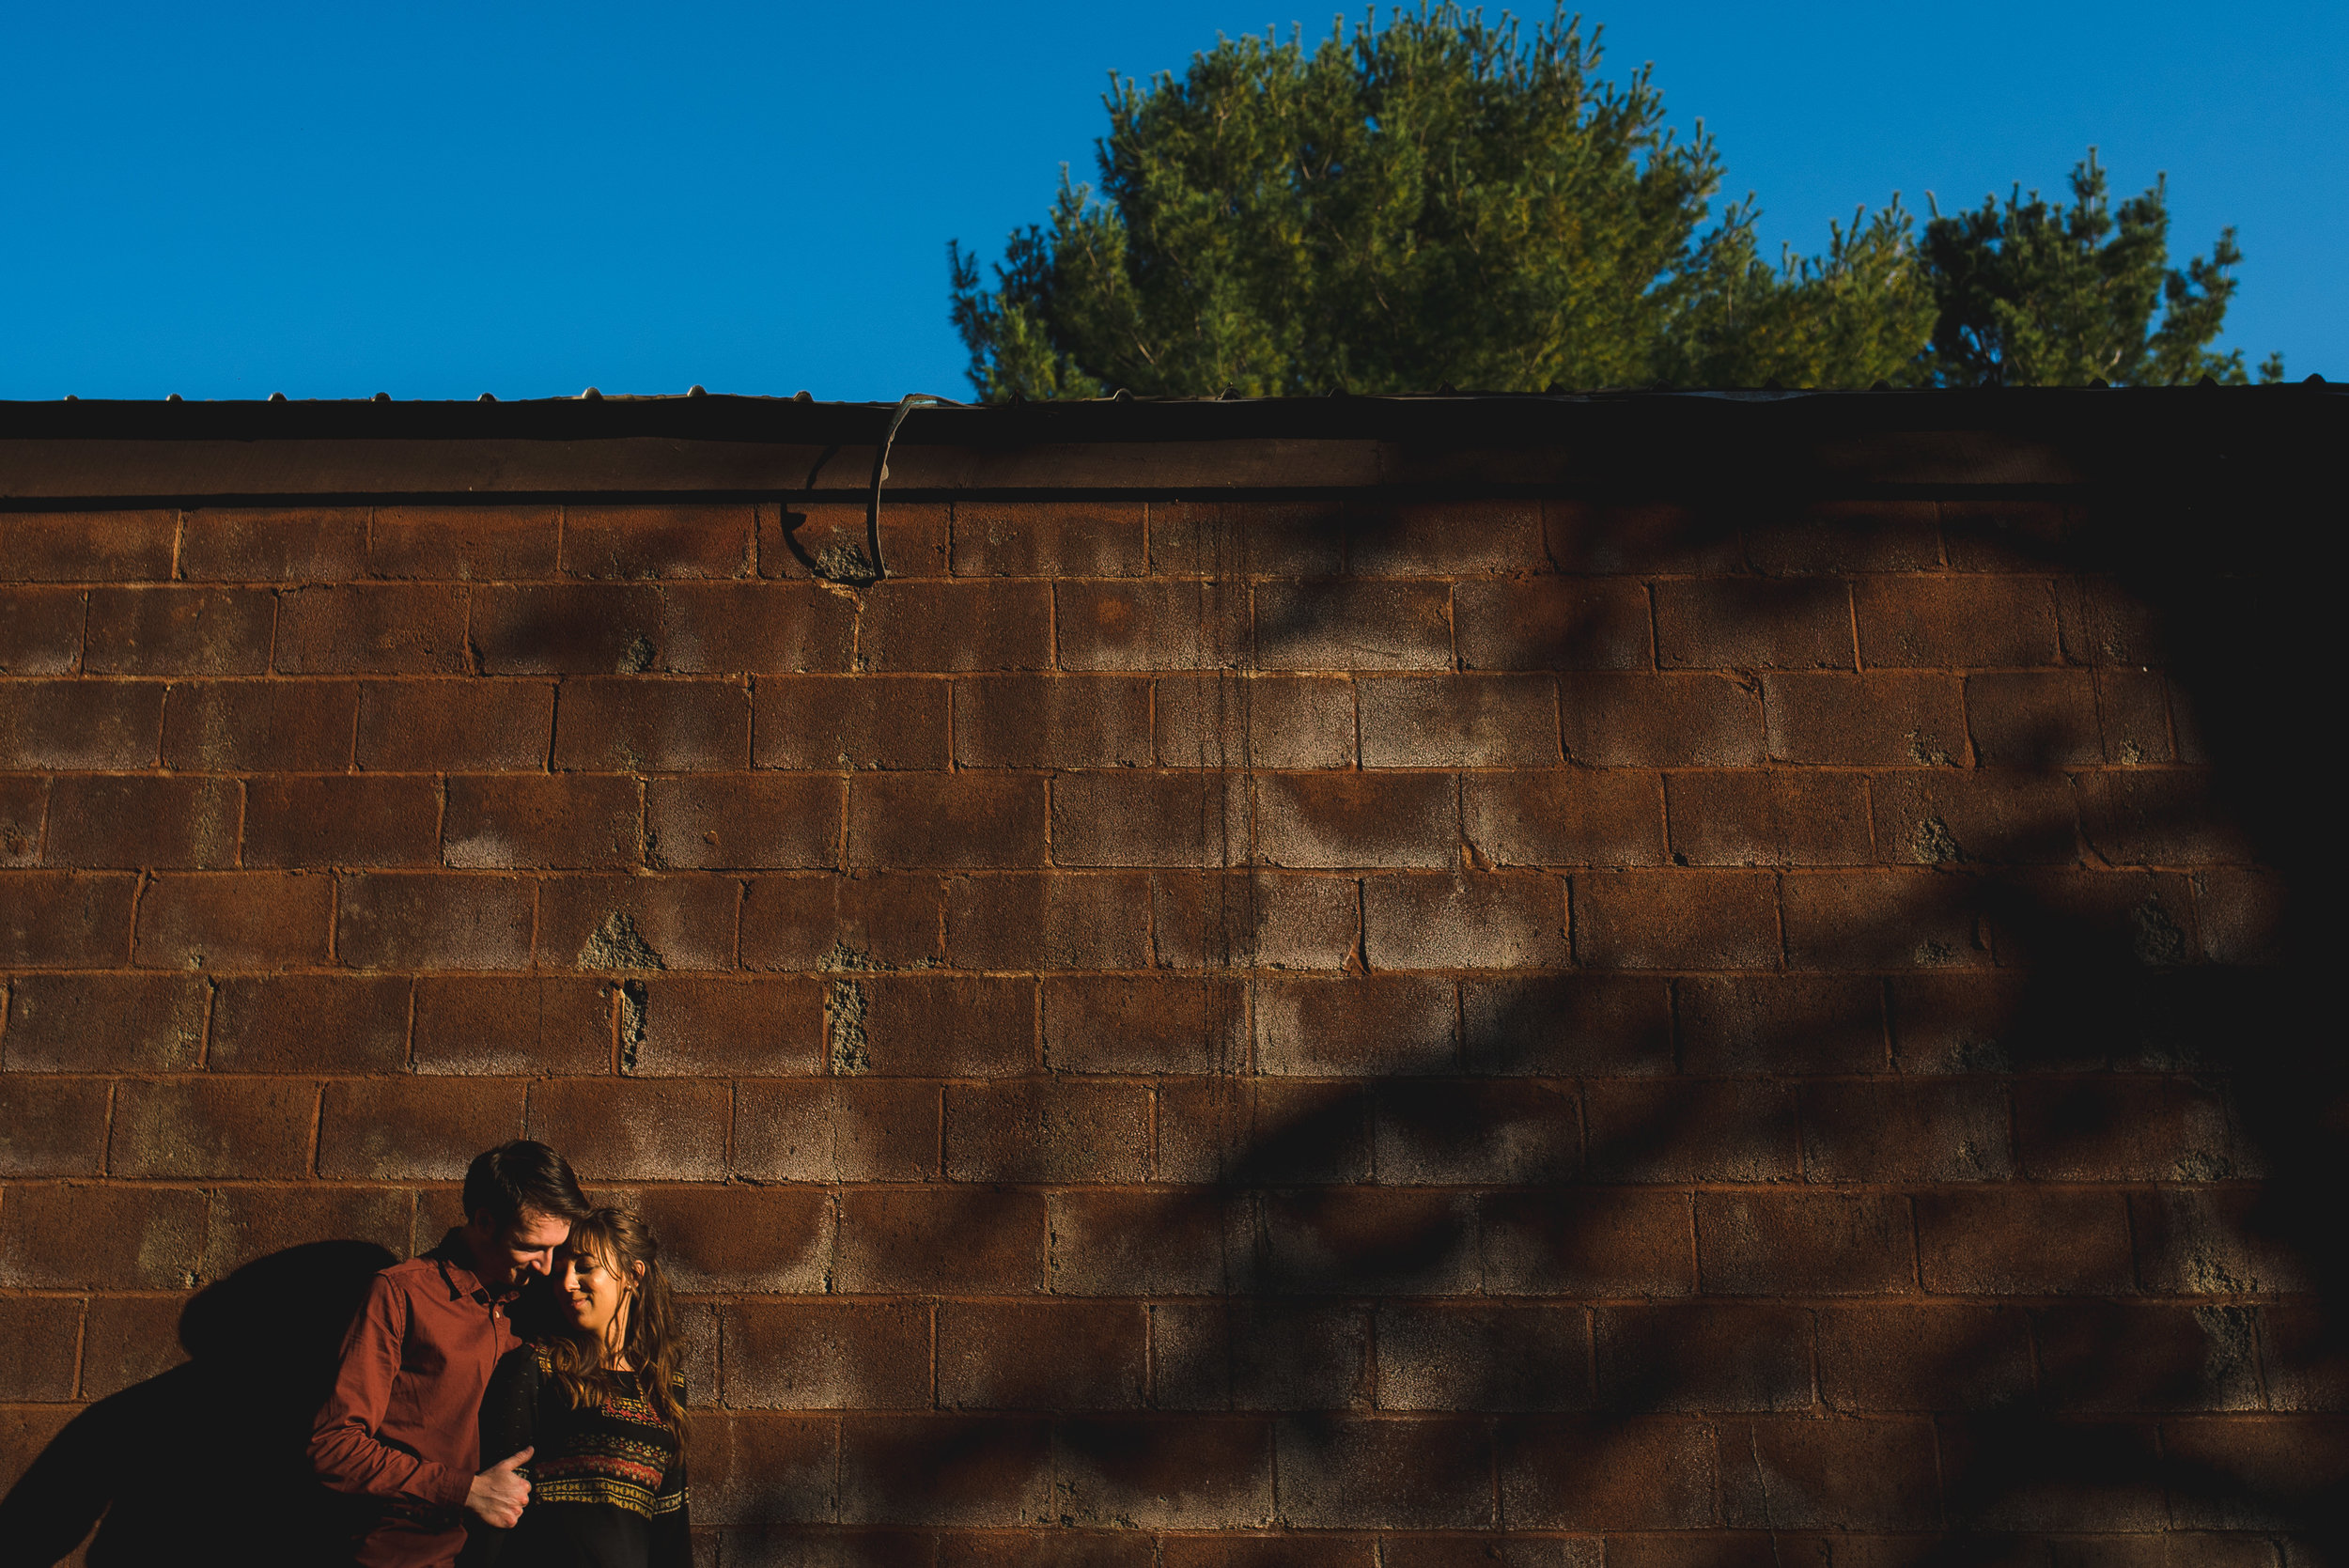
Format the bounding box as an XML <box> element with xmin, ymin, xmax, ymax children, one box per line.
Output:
<box><xmin>1</xmin><ymin>2</ymin><xmax>2339</xmax><ymax>401</ymax></box>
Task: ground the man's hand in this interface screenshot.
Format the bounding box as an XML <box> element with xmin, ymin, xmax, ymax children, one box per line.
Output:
<box><xmin>465</xmin><ymin>1447</ymin><xmax>533</xmax><ymax>1529</ymax></box>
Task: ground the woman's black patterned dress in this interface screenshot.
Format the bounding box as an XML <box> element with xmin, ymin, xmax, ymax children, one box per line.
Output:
<box><xmin>459</xmin><ymin>1344</ymin><xmax>690</xmax><ymax>1568</ymax></box>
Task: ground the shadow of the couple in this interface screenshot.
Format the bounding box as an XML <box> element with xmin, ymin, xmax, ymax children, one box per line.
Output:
<box><xmin>0</xmin><ymin>1239</ymin><xmax>397</xmax><ymax>1568</ymax></box>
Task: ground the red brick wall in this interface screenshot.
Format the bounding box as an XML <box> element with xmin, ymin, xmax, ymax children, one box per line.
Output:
<box><xmin>0</xmin><ymin>477</ymin><xmax>2333</xmax><ymax>1563</ymax></box>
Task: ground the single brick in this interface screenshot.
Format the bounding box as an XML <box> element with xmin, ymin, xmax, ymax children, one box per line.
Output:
<box><xmin>552</xmin><ymin>678</ymin><xmax>751</xmax><ymax>771</ymax></box>
<box><xmin>1762</xmin><ymin>671</ymin><xmax>1969</xmax><ymax>766</ymax></box>
<box><xmin>849</xmin><ymin>773</ymin><xmax>1046</xmax><ymax>868</ymax></box>
<box><xmin>1461</xmin><ymin>769</ymin><xmax>1665</xmax><ymax>869</ymax></box>
<box><xmin>108</xmin><ymin>1077</ymin><xmax>317</xmax><ymax>1178</ymax></box>
<box><xmin>836</xmin><ymin>1188</ymin><xmax>1046</xmax><ymax>1294</ymax></box>
<box><xmin>161</xmin><ymin>679</ymin><xmax>358</xmax><ymax>770</ymax></box>
<box><xmin>2031</xmin><ymin>1301</ymin><xmax>2262</xmax><ymax>1412</ymax></box>
<box><xmin>442</xmin><ymin>774</ymin><xmax>641</xmax><ymax>870</ymax></box>
<box><xmin>242</xmin><ymin>775</ymin><xmax>442</xmax><ymax>868</ymax></box>
<box><xmin>618</xmin><ymin>1185</ymin><xmax>833</xmax><ymax>1292</ymax></box>
<box><xmin>1915</xmin><ymin>1188</ymin><xmax>2136</xmax><ymax>1294</ymax></box>
<box><xmin>1815</xmin><ymin>1303</ymin><xmax>2034</xmax><ymax>1411</ymax></box>
<box><xmin>1933</xmin><ymin>1415</ymin><xmax>2168</xmax><ymax>1531</ymax></box>
<box><xmin>1358</xmin><ymin>675</ymin><xmax>1559</xmax><ymax>768</ymax></box>
<box><xmin>1254</xmin><ymin>581</ymin><xmax>1452</xmax><ymax>672</ymax></box>
<box><xmin>1497</xmin><ymin>1416</ymin><xmax>1718</xmax><ymax>1529</ymax></box>
<box><xmin>952</xmin><ymin>500</ymin><xmax>1144</xmax><ymax>576</ymax></box>
<box><xmin>1719</xmin><ymin>1417</ymin><xmax>1941</xmax><ymax>1529</ymax></box>
<box><xmin>469</xmin><ymin>583</ymin><xmax>667</xmax><ymax>675</ymax></box>
<box><xmin>2159</xmin><ymin>1418</ymin><xmax>2349</xmax><ymax>1532</ymax></box>
<box><xmin>355</xmin><ymin>678</ymin><xmax>555</xmax><ymax>770</ymax></box>
<box><xmin>525</xmin><ymin>1079</ymin><xmax>730</xmax><ymax>1180</ymax></box>
<box><xmin>133</xmin><ymin>871</ymin><xmax>334</xmax><ymax>970</ymax></box>
<box><xmin>1572</xmin><ymin>870</ymin><xmax>1780</xmax><ymax>970</ymax></box>
<box><xmin>0</xmin><ymin>679</ymin><xmax>164</xmax><ymax>768</ymax></box>
<box><xmin>937</xmin><ymin>1301</ymin><xmax>1147</xmax><ymax>1410</ymax></box>
<box><xmin>0</xmin><ymin>1077</ymin><xmax>112</xmax><ymax>1176</ymax></box>
<box><xmin>2195</xmin><ymin>866</ymin><xmax>2286</xmax><ymax>966</ymax></box>
<box><xmin>1547</xmin><ymin>498</ymin><xmax>1745</xmax><ymax>575</ymax></box>
<box><xmin>561</xmin><ymin>504</ymin><xmax>755</xmax><ymax>580</ymax></box>
<box><xmin>1981</xmin><ymin>867</ymin><xmax>2201</xmax><ymax>970</ymax></box>
<box><xmin>2255</xmin><ymin>1305</ymin><xmax>2349</xmax><ymax>1413</ymax></box>
<box><xmin>693</xmin><ymin>1409</ymin><xmax>839</xmax><ymax>1526</ymax></box>
<box><xmin>1148</xmin><ymin>499</ymin><xmax>1346</xmax><ymax>578</ymax></box>
<box><xmin>1373</xmin><ymin>1303</ymin><xmax>1589</xmax><ymax>1412</ymax></box>
<box><xmin>955</xmin><ymin>675</ymin><xmax>1153</xmax><ymax>769</ymax></box>
<box><xmin>724</xmin><ymin>1300</ymin><xmax>932</xmax><ymax>1409</ymax></box>
<box><xmin>2078</xmin><ymin>770</ymin><xmax>2256</xmax><ymax>867</ymax></box>
<box><xmin>733</xmin><ymin>1079</ymin><xmax>941</xmax><ymax>1183</ymax></box>
<box><xmin>943</xmin><ymin>1080</ymin><xmax>1151</xmax><ymax>1183</ymax></box>
<box><xmin>1743</xmin><ymin>499</ymin><xmax>1942</xmax><ymax>575</ymax></box>
<box><xmin>1254</xmin><ymin>975</ymin><xmax>1458</xmax><ymax>1077</ymax></box>
<box><xmin>83</xmin><ymin>586</ymin><xmax>273</xmax><ymax>675</ymax></box>
<box><xmin>1273</xmin><ymin>1416</ymin><xmax>1493</xmax><ymax>1529</ymax></box>
<box><xmin>0</xmin><ymin>775</ymin><xmax>40</xmax><ymax>864</ymax></box>
<box><xmin>209</xmin><ymin>973</ymin><xmax>412</xmax><ymax>1072</ymax></box>
<box><xmin>1462</xmin><ymin>973</ymin><xmax>1673</xmax><ymax>1076</ymax></box>
<box><xmin>179</xmin><ymin>506</ymin><xmax>368</xmax><ymax>582</ymax></box>
<box><xmin>78</xmin><ymin>1295</ymin><xmax>192</xmax><ymax>1398</ymax></box>
<box><xmin>1479</xmin><ymin>1188</ymin><xmax>1695</xmax><ymax>1297</ymax></box>
<box><xmin>946</xmin><ymin>872</ymin><xmax>1150</xmax><ymax>971</ymax></box>
<box><xmin>1154</xmin><ymin>1079</ymin><xmax>1373</xmax><ymax>1186</ymax></box>
<box><xmin>761</xmin><ymin>500</ymin><xmax>948</xmax><ymax>581</ymax></box>
<box><xmin>1042</xmin><ymin>974</ymin><xmax>1244</xmax><ymax>1074</ymax></box>
<box><xmin>1886</xmin><ymin>971</ymin><xmax>2033</xmax><ymax>1073</ymax></box>
<box><xmin>0</xmin><ymin>1183</ymin><xmax>206</xmax><ymax>1289</ymax></box>
<box><xmin>2</xmin><ymin>972</ymin><xmax>207</xmax><ymax>1070</ymax></box>
<box><xmin>1675</xmin><ymin>975</ymin><xmax>1886</xmax><ymax>1074</ymax></box>
<box><xmin>1558</xmin><ymin>673</ymin><xmax>1765</xmax><ymax>767</ymax></box>
<box><xmin>835</xmin><ymin>1415</ymin><xmax>1051</xmax><ymax>1528</ymax></box>
<box><xmin>1153</xmin><ymin>1300</ymin><xmax>1371</xmax><ymax>1411</ymax></box>
<box><xmin>645</xmin><ymin>774</ymin><xmax>842</xmax><ymax>869</ymax></box>
<box><xmin>1254</xmin><ymin>772</ymin><xmax>1455</xmax><ymax>870</ymax></box>
<box><xmin>1163</xmin><ymin>1538</ymin><xmax>1373</xmax><ymax>1568</ymax></box>
<box><xmin>740</xmin><ymin>873</ymin><xmax>944</xmax><ymax>971</ymax></box>
<box><xmin>1050</xmin><ymin>1189</ymin><xmax>1252</xmax><ymax>1296</ymax></box>
<box><xmin>274</xmin><ymin>583</ymin><xmax>473</xmax><ymax>675</ymax></box>
<box><xmin>0</xmin><ymin>509</ymin><xmax>177</xmax><ymax>582</ymax></box>
<box><xmin>1665</xmin><ymin>772</ymin><xmax>1872</xmax><ymax>867</ymax></box>
<box><xmin>630</xmin><ymin>976</ymin><xmax>825</xmax><ymax>1076</ymax></box>
<box><xmin>853</xmin><ymin>974</ymin><xmax>1038</xmax><ymax>1076</ymax></box>
<box><xmin>663</xmin><ymin>582</ymin><xmax>859</xmax><ymax>675</ymax></box>
<box><xmin>1695</xmin><ymin>1190</ymin><xmax>1917</xmax><ymax>1296</ymax></box>
<box><xmin>2095</xmin><ymin>669</ymin><xmax>2176</xmax><ymax>764</ymax></box>
<box><xmin>1654</xmin><ymin>578</ymin><xmax>1857</xmax><ymax>670</ymax></box>
<box><xmin>753</xmin><ymin>675</ymin><xmax>949</xmax><ymax>769</ymax></box>
<box><xmin>42</xmin><ymin>775</ymin><xmax>240</xmax><ymax>869</ymax></box>
<box><xmin>1347</xmin><ymin>498</ymin><xmax>1546</xmax><ymax>577</ymax></box>
<box><xmin>1798</xmin><ymin>1079</ymin><xmax>2014</xmax><ymax>1182</ymax></box>
<box><xmin>334</xmin><ymin>871</ymin><xmax>536</xmax><ymax>970</ymax></box>
<box><xmin>539</xmin><ymin>873</ymin><xmax>741</xmax><ymax>971</ymax></box>
<box><xmin>0</xmin><ymin>871</ymin><xmax>138</xmax><ymax>966</ymax></box>
<box><xmin>412</xmin><ymin>975</ymin><xmax>614</xmax><ymax>1076</ymax></box>
<box><xmin>1051</xmin><ymin>771</ymin><xmax>1250</xmax><ymax>869</ymax></box>
<box><xmin>1374</xmin><ymin>1078</ymin><xmax>1579</xmax><ymax>1185</ymax></box>
<box><xmin>1149</xmin><ymin>870</ymin><xmax>1361</xmax><ymax>970</ymax></box>
<box><xmin>1870</xmin><ymin>770</ymin><xmax>2080</xmax><ymax>866</ymax></box>
<box><xmin>1260</xmin><ymin>1188</ymin><xmax>1478</xmax><ymax>1296</ymax></box>
<box><xmin>1583</xmin><ymin>1079</ymin><xmax>1798</xmax><ymax>1182</ymax></box>
<box><xmin>1454</xmin><ymin>579</ymin><xmax>1654</xmax><ymax>671</ymax></box>
<box><xmin>858</xmin><ymin>580</ymin><xmax>1052</xmax><ymax>672</ymax></box>
<box><xmin>1595</xmin><ymin>1303</ymin><xmax>1814</xmax><ymax>1411</ymax></box>
<box><xmin>201</xmin><ymin>1187</ymin><xmax>414</xmax><ymax>1279</ymax></box>
<box><xmin>1361</xmin><ymin>873</ymin><xmax>1568</xmax><ymax>970</ymax></box>
<box><xmin>1057</xmin><ymin>580</ymin><xmax>1252</xmax><ymax>672</ymax></box>
<box><xmin>1780</xmin><ymin>870</ymin><xmax>1987</xmax><ymax>970</ymax></box>
<box><xmin>1962</xmin><ymin>669</ymin><xmax>2100</xmax><ymax>768</ymax></box>
<box><xmin>1937</xmin><ymin>498</ymin><xmax>2070</xmax><ymax>572</ymax></box>
<box><xmin>1154</xmin><ymin>675</ymin><xmax>1357</xmax><ymax>769</ymax></box>
<box><xmin>0</xmin><ymin>1296</ymin><xmax>84</xmax><ymax>1400</ymax></box>
<box><xmin>2014</xmin><ymin>1077</ymin><xmax>2235</xmax><ymax>1182</ymax></box>
<box><xmin>1855</xmin><ymin>575</ymin><xmax>2060</xmax><ymax>668</ymax></box>
<box><xmin>2054</xmin><ymin>574</ymin><xmax>2168</xmax><ymax>667</ymax></box>
<box><xmin>369</xmin><ymin>504</ymin><xmax>560</xmax><ymax>580</ymax></box>
<box><xmin>0</xmin><ymin>587</ymin><xmax>84</xmax><ymax>675</ymax></box>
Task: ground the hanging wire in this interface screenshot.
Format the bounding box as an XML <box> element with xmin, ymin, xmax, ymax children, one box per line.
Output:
<box><xmin>864</xmin><ymin>393</ymin><xmax>959</xmax><ymax>582</ymax></box>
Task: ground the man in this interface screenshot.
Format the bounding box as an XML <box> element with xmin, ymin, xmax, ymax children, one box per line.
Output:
<box><xmin>311</xmin><ymin>1141</ymin><xmax>592</xmax><ymax>1568</ymax></box>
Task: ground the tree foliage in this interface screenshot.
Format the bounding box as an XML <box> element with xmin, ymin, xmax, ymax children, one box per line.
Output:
<box><xmin>950</xmin><ymin>7</ymin><xmax>2270</xmax><ymax>397</ymax></box>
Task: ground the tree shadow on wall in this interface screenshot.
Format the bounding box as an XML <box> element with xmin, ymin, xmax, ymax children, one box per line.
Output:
<box><xmin>0</xmin><ymin>1239</ymin><xmax>396</xmax><ymax>1568</ymax></box>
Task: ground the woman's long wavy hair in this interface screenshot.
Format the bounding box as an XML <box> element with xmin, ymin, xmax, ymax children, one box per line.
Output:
<box><xmin>543</xmin><ymin>1205</ymin><xmax>683</xmax><ymax>1428</ymax></box>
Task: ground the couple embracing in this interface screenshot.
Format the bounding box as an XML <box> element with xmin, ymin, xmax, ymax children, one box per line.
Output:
<box><xmin>309</xmin><ymin>1141</ymin><xmax>691</xmax><ymax>1568</ymax></box>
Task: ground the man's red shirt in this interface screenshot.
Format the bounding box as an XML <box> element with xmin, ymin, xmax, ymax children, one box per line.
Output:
<box><xmin>310</xmin><ymin>1233</ymin><xmax>521</xmax><ymax>1568</ymax></box>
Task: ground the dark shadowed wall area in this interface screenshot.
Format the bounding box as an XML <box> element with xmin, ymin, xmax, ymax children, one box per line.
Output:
<box><xmin>0</xmin><ymin>389</ymin><xmax>2341</xmax><ymax>1566</ymax></box>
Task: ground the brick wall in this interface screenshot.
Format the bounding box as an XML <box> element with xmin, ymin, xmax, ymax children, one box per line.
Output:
<box><xmin>2</xmin><ymin>396</ymin><xmax>2341</xmax><ymax>1564</ymax></box>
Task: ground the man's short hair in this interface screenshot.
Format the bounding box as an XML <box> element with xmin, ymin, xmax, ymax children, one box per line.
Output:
<box><xmin>462</xmin><ymin>1141</ymin><xmax>591</xmax><ymax>1230</ymax></box>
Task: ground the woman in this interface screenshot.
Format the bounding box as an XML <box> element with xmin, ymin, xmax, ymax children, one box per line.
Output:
<box><xmin>460</xmin><ymin>1206</ymin><xmax>690</xmax><ymax>1568</ymax></box>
